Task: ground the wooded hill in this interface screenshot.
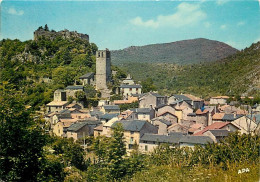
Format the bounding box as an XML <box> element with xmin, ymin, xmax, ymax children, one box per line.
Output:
<box><xmin>119</xmin><ymin>41</ymin><xmax>260</xmax><ymax>98</ymax></box>
<box><xmin>0</xmin><ymin>31</ymin><xmax>98</xmax><ymax>109</ymax></box>
<box><xmin>111</xmin><ymin>38</ymin><xmax>238</xmax><ymax>65</ymax></box>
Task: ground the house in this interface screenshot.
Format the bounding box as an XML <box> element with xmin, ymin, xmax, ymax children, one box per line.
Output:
<box><xmin>122</xmin><ymin>74</ymin><xmax>135</xmax><ymax>85</ymax></box>
<box><xmin>229</xmin><ymin>114</ymin><xmax>257</xmax><ymax>134</ymax></box>
<box><xmin>167</xmin><ymin>123</ymin><xmax>189</xmax><ymax>134</ymax></box>
<box><xmin>179</xmin><ymin>135</ymin><xmax>213</xmax><ymax>148</ymax></box>
<box><xmin>188</xmin><ymin>123</ymin><xmax>204</xmax><ymax>135</ymax></box>
<box><xmin>53</xmin><ymin>120</ymin><xmax>76</xmax><ymax>137</ymax></box>
<box><xmin>66</xmin><ymin>120</ymin><xmax>102</xmax><ymax>140</ymax></box>
<box><xmin>100</xmin><ymin>105</ymin><xmax>120</xmax><ymax>114</ymax></box>
<box><xmin>65</xmin><ymin>85</ymin><xmax>84</xmax><ymax>98</ymax></box>
<box><xmin>130</xmin><ymin>108</ymin><xmax>155</xmax><ymax>121</ymax></box>
<box><xmin>66</xmin><ymin>103</ymin><xmax>82</xmax><ymax>110</ymax></box>
<box><xmin>193</xmin><ymin>122</ymin><xmax>239</xmax><ymax>136</ymax></box>
<box><xmin>93</xmin><ymin>124</ymin><xmax>103</xmax><ymax>137</ymax></box>
<box><xmin>46</xmin><ymin>101</ymin><xmax>68</xmax><ymax>113</ymax></box>
<box><xmin>113</xmin><ymin>96</ymin><xmax>138</xmax><ymax>105</ymax></box>
<box><xmin>212</xmin><ymin>113</ymin><xmax>225</xmax><ymax>122</ymax></box>
<box><xmin>99</xmin><ymin>113</ymin><xmax>119</xmax><ymax>124</ymax></box>
<box><xmin>118</xmin><ymin>110</ymin><xmax>136</xmax><ymax>120</ymax></box>
<box><xmin>155</xmin><ymin>104</ymin><xmax>176</xmax><ymax>117</ymax></box>
<box><xmin>79</xmin><ymin>72</ymin><xmax>95</xmax><ymax>85</ymax></box>
<box><xmin>170</xmin><ymin>94</ymin><xmax>204</xmax><ymax>110</ymax></box>
<box><xmin>151</xmin><ymin>117</ymin><xmax>173</xmax><ymax>135</ymax></box>
<box><xmin>174</xmin><ymin>105</ymin><xmax>193</xmax><ymax>121</ymax></box>
<box><xmin>119</xmin><ymin>84</ymin><xmax>142</xmax><ymax>99</ymax></box>
<box><xmin>139</xmin><ymin>133</ymin><xmax>184</xmax><ymax>153</ymax></box>
<box><xmin>99</xmin><ymin>117</ymin><xmax>119</xmax><ymax>137</ymax></box>
<box><xmin>252</xmin><ymin>104</ymin><xmax>260</xmax><ymax>113</ymax></box>
<box><xmin>209</xmin><ymin>96</ymin><xmax>229</xmax><ymax>105</ymax></box>
<box><xmin>111</xmin><ymin>120</ymin><xmax>158</xmax><ymax>152</ymax></box>
<box><xmin>203</xmin><ymin>129</ymin><xmax>232</xmax><ymax>143</ymax></box>
<box><xmin>71</xmin><ymin>113</ymin><xmax>91</xmax><ymax>120</ymax></box>
<box><xmin>156</xmin><ymin>112</ymin><xmax>178</xmax><ymax>123</ymax></box>
<box><xmin>139</xmin><ymin>92</ymin><xmax>167</xmax><ymax>109</ymax></box>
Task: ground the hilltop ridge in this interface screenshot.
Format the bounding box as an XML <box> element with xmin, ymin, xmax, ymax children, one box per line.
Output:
<box><xmin>111</xmin><ymin>38</ymin><xmax>238</xmax><ymax>65</ymax></box>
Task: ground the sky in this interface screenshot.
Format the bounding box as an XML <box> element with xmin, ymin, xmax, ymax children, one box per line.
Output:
<box><xmin>0</xmin><ymin>0</ymin><xmax>260</xmax><ymax>50</ymax></box>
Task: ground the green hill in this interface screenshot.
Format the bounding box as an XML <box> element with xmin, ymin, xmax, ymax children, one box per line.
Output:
<box><xmin>111</xmin><ymin>38</ymin><xmax>238</xmax><ymax>65</ymax></box>
<box><xmin>119</xmin><ymin>41</ymin><xmax>260</xmax><ymax>98</ymax></box>
<box><xmin>0</xmin><ymin>29</ymin><xmax>98</xmax><ymax>109</ymax></box>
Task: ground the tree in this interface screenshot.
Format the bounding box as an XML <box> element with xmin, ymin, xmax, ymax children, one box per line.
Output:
<box><xmin>0</xmin><ymin>84</ymin><xmax>48</xmax><ymax>181</ymax></box>
<box><xmin>44</xmin><ymin>24</ymin><xmax>49</xmax><ymax>31</ymax></box>
<box><xmin>141</xmin><ymin>78</ymin><xmax>157</xmax><ymax>93</ymax></box>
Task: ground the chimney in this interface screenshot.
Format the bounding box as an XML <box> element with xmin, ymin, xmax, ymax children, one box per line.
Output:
<box><xmin>233</xmin><ymin>112</ymin><xmax>237</xmax><ymax>119</ymax></box>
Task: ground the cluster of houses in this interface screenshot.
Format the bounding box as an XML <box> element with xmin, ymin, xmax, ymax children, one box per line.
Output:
<box><xmin>44</xmin><ymin>48</ymin><xmax>259</xmax><ymax>154</ymax></box>
<box><xmin>44</xmin><ymin>78</ymin><xmax>260</xmax><ymax>153</ymax></box>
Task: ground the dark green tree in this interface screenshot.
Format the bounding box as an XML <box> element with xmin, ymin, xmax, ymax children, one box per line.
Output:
<box><xmin>0</xmin><ymin>83</ymin><xmax>47</xmax><ymax>181</ymax></box>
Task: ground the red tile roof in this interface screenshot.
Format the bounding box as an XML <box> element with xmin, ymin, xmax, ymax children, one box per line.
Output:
<box><xmin>193</xmin><ymin>122</ymin><xmax>235</xmax><ymax>136</ymax></box>
<box><xmin>196</xmin><ymin>109</ymin><xmax>209</xmax><ymax>115</ymax></box>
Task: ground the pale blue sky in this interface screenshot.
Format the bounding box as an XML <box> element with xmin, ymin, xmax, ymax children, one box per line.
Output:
<box><xmin>1</xmin><ymin>0</ymin><xmax>259</xmax><ymax>50</ymax></box>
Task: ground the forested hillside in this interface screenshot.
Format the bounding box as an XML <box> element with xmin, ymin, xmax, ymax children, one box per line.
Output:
<box><xmin>111</xmin><ymin>38</ymin><xmax>238</xmax><ymax>65</ymax></box>
<box><xmin>0</xmin><ymin>34</ymin><xmax>98</xmax><ymax>109</ymax></box>
<box><xmin>120</xmin><ymin>41</ymin><xmax>260</xmax><ymax>98</ymax></box>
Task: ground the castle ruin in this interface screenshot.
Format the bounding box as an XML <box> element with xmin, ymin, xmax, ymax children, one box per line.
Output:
<box><xmin>33</xmin><ymin>26</ymin><xmax>89</xmax><ymax>41</ymax></box>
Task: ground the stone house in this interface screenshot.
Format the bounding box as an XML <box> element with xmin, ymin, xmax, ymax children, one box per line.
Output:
<box><xmin>119</xmin><ymin>84</ymin><xmax>142</xmax><ymax>99</ymax></box>
<box><xmin>122</xmin><ymin>74</ymin><xmax>135</xmax><ymax>85</ymax></box>
<box><xmin>53</xmin><ymin>120</ymin><xmax>76</xmax><ymax>137</ymax></box>
<box><xmin>203</xmin><ymin>129</ymin><xmax>231</xmax><ymax>143</ymax></box>
<box><xmin>118</xmin><ymin>110</ymin><xmax>136</xmax><ymax>120</ymax></box>
<box><xmin>67</xmin><ymin>120</ymin><xmax>102</xmax><ymax>140</ymax></box>
<box><xmin>174</xmin><ymin>105</ymin><xmax>193</xmax><ymax>121</ymax></box>
<box><xmin>65</xmin><ymin>85</ymin><xmax>84</xmax><ymax>99</ymax></box>
<box><xmin>209</xmin><ymin>96</ymin><xmax>229</xmax><ymax>105</ymax></box>
<box><xmin>111</xmin><ymin>120</ymin><xmax>158</xmax><ymax>152</ymax></box>
<box><xmin>130</xmin><ymin>108</ymin><xmax>155</xmax><ymax>121</ymax></box>
<box><xmin>100</xmin><ymin>105</ymin><xmax>120</xmax><ymax>114</ymax></box>
<box><xmin>139</xmin><ymin>92</ymin><xmax>167</xmax><ymax>109</ymax></box>
<box><xmin>46</xmin><ymin>101</ymin><xmax>69</xmax><ymax>114</ymax></box>
<box><xmin>79</xmin><ymin>72</ymin><xmax>95</xmax><ymax>86</ymax></box>
<box><xmin>179</xmin><ymin>135</ymin><xmax>213</xmax><ymax>148</ymax></box>
<box><xmin>155</xmin><ymin>105</ymin><xmax>176</xmax><ymax>117</ymax></box>
<box><xmin>156</xmin><ymin>112</ymin><xmax>178</xmax><ymax>123</ymax></box>
<box><xmin>193</xmin><ymin>122</ymin><xmax>240</xmax><ymax>136</ymax></box>
<box><xmin>167</xmin><ymin>123</ymin><xmax>189</xmax><ymax>134</ymax></box>
<box><xmin>96</xmin><ymin>117</ymin><xmax>119</xmax><ymax>137</ymax></box>
<box><xmin>66</xmin><ymin>103</ymin><xmax>82</xmax><ymax>110</ymax></box>
<box><xmin>99</xmin><ymin>113</ymin><xmax>119</xmax><ymax>124</ymax></box>
<box><xmin>151</xmin><ymin>117</ymin><xmax>173</xmax><ymax>135</ymax></box>
<box><xmin>170</xmin><ymin>94</ymin><xmax>204</xmax><ymax>110</ymax></box>
<box><xmin>139</xmin><ymin>133</ymin><xmax>183</xmax><ymax>153</ymax></box>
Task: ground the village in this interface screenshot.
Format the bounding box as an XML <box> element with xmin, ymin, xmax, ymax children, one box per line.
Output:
<box><xmin>44</xmin><ymin>48</ymin><xmax>260</xmax><ymax>154</ymax></box>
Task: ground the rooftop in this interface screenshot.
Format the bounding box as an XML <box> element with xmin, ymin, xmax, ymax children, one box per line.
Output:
<box><xmin>207</xmin><ymin>129</ymin><xmax>231</xmax><ymax>137</ymax></box>
<box><xmin>79</xmin><ymin>72</ymin><xmax>94</xmax><ymax>79</ymax></box>
<box><xmin>140</xmin><ymin>133</ymin><xmax>183</xmax><ymax>144</ymax></box>
<box><xmin>120</xmin><ymin>84</ymin><xmax>142</xmax><ymax>88</ymax></box>
<box><xmin>111</xmin><ymin>120</ymin><xmax>150</xmax><ymax>132</ymax></box>
<box><xmin>194</xmin><ymin>122</ymin><xmax>239</xmax><ymax>136</ymax></box>
<box><xmin>100</xmin><ymin>113</ymin><xmax>119</xmax><ymax>120</ymax></box>
<box><xmin>46</xmin><ymin>101</ymin><xmax>68</xmax><ymax>106</ymax></box>
<box><xmin>103</xmin><ymin>105</ymin><xmax>120</xmax><ymax>110</ymax></box>
<box><xmin>67</xmin><ymin>120</ymin><xmax>102</xmax><ymax>132</ymax></box>
<box><xmin>65</xmin><ymin>85</ymin><xmax>84</xmax><ymax>90</ymax></box>
<box><xmin>222</xmin><ymin>114</ymin><xmax>244</xmax><ymax>121</ymax></box>
<box><xmin>179</xmin><ymin>135</ymin><xmax>213</xmax><ymax>145</ymax></box>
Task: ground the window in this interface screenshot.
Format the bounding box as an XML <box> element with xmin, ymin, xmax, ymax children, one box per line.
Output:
<box><xmin>145</xmin><ymin>145</ymin><xmax>148</xmax><ymax>151</ymax></box>
<box><xmin>130</xmin><ymin>131</ymin><xmax>134</xmax><ymax>135</ymax></box>
<box><xmin>130</xmin><ymin>88</ymin><xmax>132</xmax><ymax>91</ymax></box>
<box><xmin>130</xmin><ymin>137</ymin><xmax>134</xmax><ymax>142</ymax></box>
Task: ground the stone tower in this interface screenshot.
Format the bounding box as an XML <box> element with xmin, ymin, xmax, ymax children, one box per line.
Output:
<box><xmin>96</xmin><ymin>49</ymin><xmax>111</xmax><ymax>91</ymax></box>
